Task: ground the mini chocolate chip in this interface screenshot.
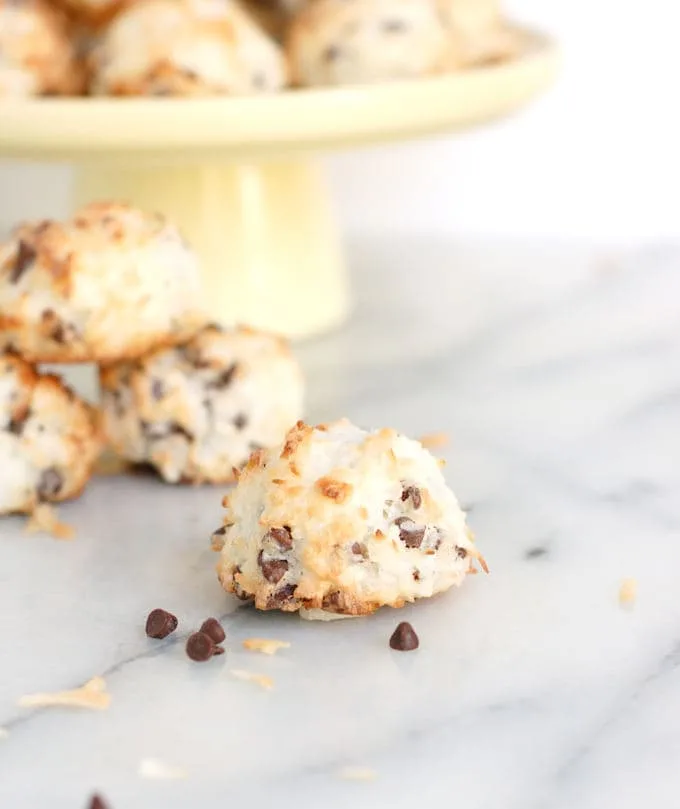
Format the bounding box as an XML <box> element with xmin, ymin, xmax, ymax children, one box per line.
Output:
<box><xmin>351</xmin><ymin>542</ymin><xmax>368</xmax><ymax>558</ymax></box>
<box><xmin>267</xmin><ymin>583</ymin><xmax>297</xmax><ymax>608</ymax></box>
<box><xmin>322</xmin><ymin>590</ymin><xmax>349</xmax><ymax>612</ymax></box>
<box><xmin>88</xmin><ymin>795</ymin><xmax>111</xmax><ymax>809</ymax></box>
<box><xmin>323</xmin><ymin>44</ymin><xmax>341</xmax><ymax>62</ymax></box>
<box><xmin>186</xmin><ymin>631</ymin><xmax>219</xmax><ymax>662</ymax></box>
<box><xmin>401</xmin><ymin>485</ymin><xmax>422</xmax><ymax>509</ymax></box>
<box><xmin>389</xmin><ymin>621</ymin><xmax>419</xmax><ymax>651</ymax></box>
<box><xmin>233</xmin><ymin>413</ymin><xmax>248</xmax><ymax>430</ymax></box>
<box><xmin>212</xmin><ymin>524</ymin><xmax>229</xmax><ymax>537</ymax></box>
<box><xmin>199</xmin><ymin>617</ymin><xmax>226</xmax><ymax>644</ymax></box>
<box><xmin>10</xmin><ymin>240</ymin><xmax>36</xmax><ymax>283</ymax></box>
<box><xmin>145</xmin><ymin>608</ymin><xmax>178</xmax><ymax>639</ymax></box>
<box><xmin>37</xmin><ymin>467</ymin><xmax>63</xmax><ymax>500</ymax></box>
<box><xmin>266</xmin><ymin>526</ymin><xmax>293</xmax><ymax>550</ymax></box>
<box><xmin>150</xmin><ymin>379</ymin><xmax>165</xmax><ymax>400</ymax></box>
<box><xmin>395</xmin><ymin>516</ymin><xmax>425</xmax><ymax>549</ymax></box>
<box><xmin>455</xmin><ymin>545</ymin><xmax>468</xmax><ymax>559</ymax></box>
<box><xmin>382</xmin><ymin>18</ymin><xmax>406</xmax><ymax>32</ymax></box>
<box><xmin>412</xmin><ymin>569</ymin><xmax>421</xmax><ymax>581</ymax></box>
<box><xmin>258</xmin><ymin>552</ymin><xmax>288</xmax><ymax>584</ymax></box>
<box><xmin>207</xmin><ymin>363</ymin><xmax>237</xmax><ymax>390</ymax></box>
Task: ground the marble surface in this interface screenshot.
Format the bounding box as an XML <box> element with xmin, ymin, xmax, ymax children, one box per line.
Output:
<box><xmin>1</xmin><ymin>237</ymin><xmax>680</xmax><ymax>808</ymax></box>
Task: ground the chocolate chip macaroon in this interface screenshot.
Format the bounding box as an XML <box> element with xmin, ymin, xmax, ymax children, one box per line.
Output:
<box><xmin>0</xmin><ymin>353</ymin><xmax>102</xmax><ymax>515</ymax></box>
<box><xmin>213</xmin><ymin>418</ymin><xmax>485</xmax><ymax>616</ymax></box>
<box><xmin>0</xmin><ymin>202</ymin><xmax>206</xmax><ymax>364</ymax></box>
<box><xmin>99</xmin><ymin>324</ymin><xmax>304</xmax><ymax>484</ymax></box>
<box><xmin>286</xmin><ymin>0</ymin><xmax>458</xmax><ymax>88</ymax></box>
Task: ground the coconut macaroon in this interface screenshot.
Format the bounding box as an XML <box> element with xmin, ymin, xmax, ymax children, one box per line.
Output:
<box><xmin>286</xmin><ymin>0</ymin><xmax>458</xmax><ymax>88</ymax></box>
<box><xmin>0</xmin><ymin>202</ymin><xmax>206</xmax><ymax>364</ymax></box>
<box><xmin>214</xmin><ymin>419</ymin><xmax>484</xmax><ymax>616</ymax></box>
<box><xmin>436</xmin><ymin>0</ymin><xmax>523</xmax><ymax>66</ymax></box>
<box><xmin>0</xmin><ymin>353</ymin><xmax>102</xmax><ymax>515</ymax></box>
<box><xmin>89</xmin><ymin>0</ymin><xmax>287</xmax><ymax>95</ymax></box>
<box><xmin>0</xmin><ymin>0</ymin><xmax>83</xmax><ymax>97</ymax></box>
<box><xmin>99</xmin><ymin>324</ymin><xmax>304</xmax><ymax>484</ymax></box>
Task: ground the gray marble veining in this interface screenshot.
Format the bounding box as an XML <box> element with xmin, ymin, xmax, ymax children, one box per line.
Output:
<box><xmin>1</xmin><ymin>237</ymin><xmax>679</xmax><ymax>808</ymax></box>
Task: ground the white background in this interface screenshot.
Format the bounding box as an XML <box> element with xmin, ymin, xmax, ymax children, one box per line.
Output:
<box><xmin>0</xmin><ymin>0</ymin><xmax>678</xmax><ymax>244</ymax></box>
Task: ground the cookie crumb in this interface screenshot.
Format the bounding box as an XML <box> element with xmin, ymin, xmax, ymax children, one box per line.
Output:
<box><xmin>619</xmin><ymin>577</ymin><xmax>637</xmax><ymax>607</ymax></box>
<box><xmin>242</xmin><ymin>638</ymin><xmax>290</xmax><ymax>656</ymax></box>
<box><xmin>24</xmin><ymin>504</ymin><xmax>75</xmax><ymax>540</ymax></box>
<box><xmin>138</xmin><ymin>758</ymin><xmax>187</xmax><ymax>780</ymax></box>
<box><xmin>418</xmin><ymin>431</ymin><xmax>449</xmax><ymax>449</ymax></box>
<box><xmin>389</xmin><ymin>621</ymin><xmax>419</xmax><ymax>651</ymax></box>
<box><xmin>18</xmin><ymin>676</ymin><xmax>110</xmax><ymax>710</ymax></box>
<box><xmin>230</xmin><ymin>669</ymin><xmax>274</xmax><ymax>690</ymax></box>
<box><xmin>338</xmin><ymin>766</ymin><xmax>377</xmax><ymax>781</ymax></box>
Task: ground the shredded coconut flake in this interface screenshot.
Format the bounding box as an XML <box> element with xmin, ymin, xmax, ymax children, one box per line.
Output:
<box><xmin>230</xmin><ymin>669</ymin><xmax>274</xmax><ymax>690</ymax></box>
<box><xmin>138</xmin><ymin>758</ymin><xmax>188</xmax><ymax>780</ymax></box>
<box><xmin>419</xmin><ymin>431</ymin><xmax>450</xmax><ymax>449</ymax></box>
<box><xmin>299</xmin><ymin>608</ymin><xmax>360</xmax><ymax>622</ymax></box>
<box><xmin>25</xmin><ymin>504</ymin><xmax>75</xmax><ymax>540</ymax></box>
<box><xmin>619</xmin><ymin>577</ymin><xmax>637</xmax><ymax>607</ymax></box>
<box><xmin>242</xmin><ymin>638</ymin><xmax>290</xmax><ymax>655</ymax></box>
<box><xmin>18</xmin><ymin>676</ymin><xmax>110</xmax><ymax>710</ymax></box>
<box><xmin>338</xmin><ymin>766</ymin><xmax>377</xmax><ymax>781</ymax></box>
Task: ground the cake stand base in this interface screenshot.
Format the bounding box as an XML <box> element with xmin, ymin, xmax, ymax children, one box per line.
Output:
<box><xmin>74</xmin><ymin>160</ymin><xmax>348</xmax><ymax>339</ymax></box>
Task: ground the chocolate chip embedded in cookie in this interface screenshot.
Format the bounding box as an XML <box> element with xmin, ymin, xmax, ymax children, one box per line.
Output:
<box><xmin>99</xmin><ymin>325</ymin><xmax>304</xmax><ymax>484</ymax></box>
<box><xmin>214</xmin><ymin>418</ymin><xmax>485</xmax><ymax>617</ymax></box>
<box><xmin>0</xmin><ymin>202</ymin><xmax>206</xmax><ymax>363</ymax></box>
<box><xmin>0</xmin><ymin>353</ymin><xmax>102</xmax><ymax>515</ymax></box>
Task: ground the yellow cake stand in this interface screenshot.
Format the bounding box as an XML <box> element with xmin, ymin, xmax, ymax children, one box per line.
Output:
<box><xmin>0</xmin><ymin>30</ymin><xmax>557</xmax><ymax>338</ymax></box>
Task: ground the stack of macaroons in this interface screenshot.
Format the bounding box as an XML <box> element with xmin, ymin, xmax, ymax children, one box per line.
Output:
<box><xmin>0</xmin><ymin>201</ymin><xmax>304</xmax><ymax>514</ymax></box>
<box><xmin>0</xmin><ymin>0</ymin><xmax>525</xmax><ymax>97</ymax></box>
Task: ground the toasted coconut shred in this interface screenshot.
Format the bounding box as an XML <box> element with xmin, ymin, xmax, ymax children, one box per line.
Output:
<box><xmin>18</xmin><ymin>676</ymin><xmax>110</xmax><ymax>710</ymax></box>
<box><xmin>419</xmin><ymin>431</ymin><xmax>450</xmax><ymax>450</ymax></box>
<box><xmin>25</xmin><ymin>504</ymin><xmax>75</xmax><ymax>540</ymax></box>
<box><xmin>138</xmin><ymin>758</ymin><xmax>188</xmax><ymax>780</ymax></box>
<box><xmin>242</xmin><ymin>638</ymin><xmax>290</xmax><ymax>656</ymax></box>
<box><xmin>230</xmin><ymin>669</ymin><xmax>274</xmax><ymax>690</ymax></box>
<box><xmin>338</xmin><ymin>766</ymin><xmax>377</xmax><ymax>782</ymax></box>
<box><xmin>619</xmin><ymin>577</ymin><xmax>637</xmax><ymax>607</ymax></box>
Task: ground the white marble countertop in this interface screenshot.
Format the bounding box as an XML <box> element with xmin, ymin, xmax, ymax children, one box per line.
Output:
<box><xmin>1</xmin><ymin>237</ymin><xmax>679</xmax><ymax>809</ymax></box>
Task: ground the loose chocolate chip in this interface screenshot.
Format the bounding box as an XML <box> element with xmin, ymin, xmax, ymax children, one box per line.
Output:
<box><xmin>36</xmin><ymin>467</ymin><xmax>63</xmax><ymax>500</ymax></box>
<box><xmin>199</xmin><ymin>617</ymin><xmax>226</xmax><ymax>644</ymax></box>
<box><xmin>145</xmin><ymin>608</ymin><xmax>178</xmax><ymax>639</ymax></box>
<box><xmin>351</xmin><ymin>542</ymin><xmax>368</xmax><ymax>559</ymax></box>
<box><xmin>266</xmin><ymin>526</ymin><xmax>293</xmax><ymax>550</ymax></box>
<box><xmin>258</xmin><ymin>551</ymin><xmax>288</xmax><ymax>584</ymax></box>
<box><xmin>267</xmin><ymin>583</ymin><xmax>297</xmax><ymax>608</ymax></box>
<box><xmin>401</xmin><ymin>485</ymin><xmax>422</xmax><ymax>509</ymax></box>
<box><xmin>150</xmin><ymin>379</ymin><xmax>165</xmax><ymax>400</ymax></box>
<box><xmin>207</xmin><ymin>363</ymin><xmax>237</xmax><ymax>390</ymax></box>
<box><xmin>395</xmin><ymin>517</ymin><xmax>425</xmax><ymax>549</ymax></box>
<box><xmin>88</xmin><ymin>795</ymin><xmax>111</xmax><ymax>809</ymax></box>
<box><xmin>186</xmin><ymin>631</ymin><xmax>219</xmax><ymax>662</ymax></box>
<box><xmin>10</xmin><ymin>240</ymin><xmax>36</xmax><ymax>284</ymax></box>
<box><xmin>389</xmin><ymin>621</ymin><xmax>419</xmax><ymax>651</ymax></box>
<box><xmin>233</xmin><ymin>413</ymin><xmax>248</xmax><ymax>430</ymax></box>
<box><xmin>455</xmin><ymin>545</ymin><xmax>468</xmax><ymax>559</ymax></box>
